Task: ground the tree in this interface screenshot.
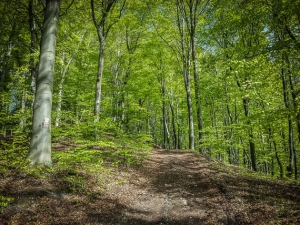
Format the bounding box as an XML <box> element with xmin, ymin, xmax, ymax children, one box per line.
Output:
<box><xmin>91</xmin><ymin>0</ymin><xmax>126</xmax><ymax>122</ymax></box>
<box><xmin>28</xmin><ymin>0</ymin><xmax>62</xmax><ymax>166</ymax></box>
<box><xmin>151</xmin><ymin>1</ymin><xmax>196</xmax><ymax>149</ymax></box>
<box><xmin>0</xmin><ymin>0</ymin><xmax>299</xmax><ymax>179</ymax></box>
<box><xmin>176</xmin><ymin>0</ymin><xmax>209</xmax><ymax>152</ymax></box>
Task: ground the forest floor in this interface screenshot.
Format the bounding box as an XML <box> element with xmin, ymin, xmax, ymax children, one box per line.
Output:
<box><xmin>1</xmin><ymin>148</ymin><xmax>300</xmax><ymax>225</ymax></box>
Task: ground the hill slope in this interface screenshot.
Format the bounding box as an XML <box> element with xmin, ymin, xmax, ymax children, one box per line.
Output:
<box><xmin>1</xmin><ymin>149</ymin><xmax>300</xmax><ymax>224</ymax></box>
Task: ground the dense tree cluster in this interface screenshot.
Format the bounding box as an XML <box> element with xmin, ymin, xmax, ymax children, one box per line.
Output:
<box><xmin>0</xmin><ymin>0</ymin><xmax>299</xmax><ymax>179</ymax></box>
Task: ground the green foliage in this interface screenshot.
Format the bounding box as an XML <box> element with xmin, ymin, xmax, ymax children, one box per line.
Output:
<box><xmin>0</xmin><ymin>0</ymin><xmax>299</xmax><ymax>180</ymax></box>
<box><xmin>110</xmin><ymin>133</ymin><xmax>153</xmax><ymax>167</ymax></box>
<box><xmin>0</xmin><ymin>195</ymin><xmax>14</xmax><ymax>213</ymax></box>
<box><xmin>0</xmin><ymin>131</ymin><xmax>29</xmax><ymax>173</ymax></box>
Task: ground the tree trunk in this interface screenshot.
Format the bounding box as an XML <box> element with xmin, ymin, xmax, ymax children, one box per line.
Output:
<box><xmin>94</xmin><ymin>32</ymin><xmax>105</xmax><ymax>121</ymax></box>
<box><xmin>55</xmin><ymin>52</ymin><xmax>65</xmax><ymax>127</ymax></box>
<box><xmin>20</xmin><ymin>75</ymin><xmax>27</xmax><ymax>128</ymax></box>
<box><xmin>28</xmin><ymin>0</ymin><xmax>61</xmax><ymax>166</ymax></box>
<box><xmin>236</xmin><ymin>74</ymin><xmax>257</xmax><ymax>171</ymax></box>
<box><xmin>176</xmin><ymin>0</ymin><xmax>208</xmax><ymax>150</ymax></box>
<box><xmin>169</xmin><ymin>101</ymin><xmax>178</xmax><ymax>149</ymax></box>
<box><xmin>91</xmin><ymin>0</ymin><xmax>124</xmax><ymax>122</ymax></box>
<box><xmin>55</xmin><ymin>29</ymin><xmax>86</xmax><ymax>127</ymax></box>
<box><xmin>190</xmin><ymin>15</ymin><xmax>204</xmax><ymax>152</ymax></box>
<box><xmin>28</xmin><ymin>0</ymin><xmax>38</xmax><ymax>98</ymax></box>
<box><xmin>161</xmin><ymin>78</ymin><xmax>170</xmax><ymax>148</ymax></box>
<box><xmin>0</xmin><ymin>23</ymin><xmax>14</xmax><ymax>94</ymax></box>
<box><xmin>242</xmin><ymin>97</ymin><xmax>257</xmax><ymax>171</ymax></box>
<box><xmin>249</xmin><ymin>130</ymin><xmax>257</xmax><ymax>171</ymax></box>
<box><xmin>288</xmin><ymin>69</ymin><xmax>298</xmax><ymax>179</ymax></box>
<box><xmin>281</xmin><ymin>61</ymin><xmax>296</xmax><ymax>178</ymax></box>
<box><xmin>177</xmin><ymin>102</ymin><xmax>182</xmax><ymax>149</ymax></box>
<box><xmin>178</xmin><ymin>15</ymin><xmax>194</xmax><ymax>150</ymax></box>
<box><xmin>273</xmin><ymin>140</ymin><xmax>283</xmax><ymax>178</ymax></box>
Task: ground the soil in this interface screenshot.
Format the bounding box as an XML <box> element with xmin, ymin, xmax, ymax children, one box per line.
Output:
<box><xmin>1</xmin><ymin>149</ymin><xmax>300</xmax><ymax>225</ymax></box>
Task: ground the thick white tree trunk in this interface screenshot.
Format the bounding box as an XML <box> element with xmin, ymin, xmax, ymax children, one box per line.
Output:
<box><xmin>28</xmin><ymin>0</ymin><xmax>61</xmax><ymax>166</ymax></box>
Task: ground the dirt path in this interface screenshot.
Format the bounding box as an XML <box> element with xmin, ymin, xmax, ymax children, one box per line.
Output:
<box><xmin>107</xmin><ymin>149</ymin><xmax>225</xmax><ymax>224</ymax></box>
<box><xmin>1</xmin><ymin>149</ymin><xmax>300</xmax><ymax>224</ymax></box>
<box><xmin>100</xmin><ymin>149</ymin><xmax>300</xmax><ymax>224</ymax></box>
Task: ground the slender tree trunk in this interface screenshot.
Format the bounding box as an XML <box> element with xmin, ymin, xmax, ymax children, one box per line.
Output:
<box><xmin>249</xmin><ymin>130</ymin><xmax>257</xmax><ymax>171</ymax></box>
<box><xmin>176</xmin><ymin>102</ymin><xmax>182</xmax><ymax>149</ymax></box>
<box><xmin>287</xmin><ymin>116</ymin><xmax>295</xmax><ymax>177</ymax></box>
<box><xmin>174</xmin><ymin>3</ymin><xmax>195</xmax><ymax>150</ymax></box>
<box><xmin>28</xmin><ymin>0</ymin><xmax>61</xmax><ymax>166</ymax></box>
<box><xmin>0</xmin><ymin>23</ymin><xmax>14</xmax><ymax>94</ymax></box>
<box><xmin>121</xmin><ymin>58</ymin><xmax>131</xmax><ymax>129</ymax></box>
<box><xmin>190</xmin><ymin>21</ymin><xmax>204</xmax><ymax>152</ymax></box>
<box><xmin>289</xmin><ymin>74</ymin><xmax>300</xmax><ymax>144</ymax></box>
<box><xmin>137</xmin><ymin>99</ymin><xmax>144</xmax><ymax>133</ymax></box>
<box><xmin>161</xmin><ymin>78</ymin><xmax>170</xmax><ymax>148</ymax></box>
<box><xmin>288</xmin><ymin>70</ymin><xmax>298</xmax><ymax>179</ymax></box>
<box><xmin>184</xmin><ymin>61</ymin><xmax>195</xmax><ymax>150</ymax></box>
<box><xmin>241</xmin><ymin>137</ymin><xmax>251</xmax><ymax>169</ymax></box>
<box><xmin>20</xmin><ymin>73</ymin><xmax>27</xmax><ymax>128</ymax></box>
<box><xmin>236</xmin><ymin>74</ymin><xmax>257</xmax><ymax>171</ymax></box>
<box><xmin>281</xmin><ymin>62</ymin><xmax>295</xmax><ymax>178</ymax></box>
<box><xmin>242</xmin><ymin>97</ymin><xmax>257</xmax><ymax>171</ymax></box>
<box><xmin>121</xmin><ymin>25</ymin><xmax>140</xmax><ymax>128</ymax></box>
<box><xmin>91</xmin><ymin>0</ymin><xmax>125</xmax><ymax>122</ymax></box>
<box><xmin>28</xmin><ymin>0</ymin><xmax>38</xmax><ymax>98</ymax></box>
<box><xmin>55</xmin><ymin>53</ymin><xmax>73</xmax><ymax>127</ymax></box>
<box><xmin>273</xmin><ymin>140</ymin><xmax>284</xmax><ymax>178</ymax></box>
<box><xmin>0</xmin><ymin>27</ymin><xmax>14</xmax><ymax>128</ymax></box>
<box><xmin>55</xmin><ymin>29</ymin><xmax>86</xmax><ymax>127</ymax></box>
<box><xmin>94</xmin><ymin>33</ymin><xmax>105</xmax><ymax>121</ymax></box>
<box><xmin>176</xmin><ymin>0</ymin><xmax>208</xmax><ymax>150</ymax></box>
<box><xmin>224</xmin><ymin>74</ymin><xmax>239</xmax><ymax>165</ymax></box>
<box><xmin>169</xmin><ymin>101</ymin><xmax>177</xmax><ymax>149</ymax></box>
<box><xmin>109</xmin><ymin>43</ymin><xmax>122</xmax><ymax>122</ymax></box>
<box><xmin>179</xmin><ymin>22</ymin><xmax>194</xmax><ymax>150</ymax></box>
<box><xmin>56</xmin><ymin>52</ymin><xmax>65</xmax><ymax>127</ymax></box>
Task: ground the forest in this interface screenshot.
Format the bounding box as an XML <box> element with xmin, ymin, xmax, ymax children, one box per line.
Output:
<box><xmin>1</xmin><ymin>0</ymin><xmax>300</xmax><ymax>179</ymax></box>
<box><xmin>1</xmin><ymin>0</ymin><xmax>300</xmax><ymax>224</ymax></box>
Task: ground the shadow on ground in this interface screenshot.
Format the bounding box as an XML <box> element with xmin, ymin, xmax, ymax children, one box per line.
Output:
<box><xmin>1</xmin><ymin>149</ymin><xmax>300</xmax><ymax>225</ymax></box>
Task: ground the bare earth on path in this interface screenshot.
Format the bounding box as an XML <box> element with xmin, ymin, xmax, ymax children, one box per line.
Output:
<box><xmin>1</xmin><ymin>149</ymin><xmax>300</xmax><ymax>224</ymax></box>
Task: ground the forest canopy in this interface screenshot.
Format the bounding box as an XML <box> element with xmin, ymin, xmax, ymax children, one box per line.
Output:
<box><xmin>0</xmin><ymin>0</ymin><xmax>299</xmax><ymax>179</ymax></box>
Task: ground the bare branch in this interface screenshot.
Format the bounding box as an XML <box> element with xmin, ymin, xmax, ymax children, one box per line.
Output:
<box><xmin>60</xmin><ymin>0</ymin><xmax>76</xmax><ymax>17</ymax></box>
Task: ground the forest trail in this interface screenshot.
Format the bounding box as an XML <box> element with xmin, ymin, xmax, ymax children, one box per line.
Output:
<box><xmin>105</xmin><ymin>149</ymin><xmax>300</xmax><ymax>224</ymax></box>
<box><xmin>1</xmin><ymin>149</ymin><xmax>300</xmax><ymax>224</ymax></box>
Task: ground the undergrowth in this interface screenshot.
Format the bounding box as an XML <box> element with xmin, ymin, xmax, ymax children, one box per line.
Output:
<box><xmin>0</xmin><ymin>121</ymin><xmax>153</xmax><ymax>213</ymax></box>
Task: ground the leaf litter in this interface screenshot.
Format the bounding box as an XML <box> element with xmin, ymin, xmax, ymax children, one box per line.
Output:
<box><xmin>1</xmin><ymin>149</ymin><xmax>300</xmax><ymax>224</ymax></box>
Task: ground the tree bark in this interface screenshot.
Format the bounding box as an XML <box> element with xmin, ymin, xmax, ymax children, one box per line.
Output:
<box><xmin>91</xmin><ymin>0</ymin><xmax>125</xmax><ymax>122</ymax></box>
<box><xmin>55</xmin><ymin>29</ymin><xmax>86</xmax><ymax>127</ymax></box>
<box><xmin>169</xmin><ymin>101</ymin><xmax>178</xmax><ymax>149</ymax></box>
<box><xmin>176</xmin><ymin>9</ymin><xmax>194</xmax><ymax>150</ymax></box>
<box><xmin>28</xmin><ymin>0</ymin><xmax>61</xmax><ymax>166</ymax></box>
<box><xmin>28</xmin><ymin>0</ymin><xmax>38</xmax><ymax>98</ymax></box>
<box><xmin>161</xmin><ymin>78</ymin><xmax>170</xmax><ymax>149</ymax></box>
<box><xmin>175</xmin><ymin>0</ymin><xmax>209</xmax><ymax>150</ymax></box>
<box><xmin>281</xmin><ymin>60</ymin><xmax>296</xmax><ymax>178</ymax></box>
<box><xmin>287</xmin><ymin>68</ymin><xmax>298</xmax><ymax>179</ymax></box>
<box><xmin>188</xmin><ymin>0</ymin><xmax>205</xmax><ymax>152</ymax></box>
<box><xmin>94</xmin><ymin>33</ymin><xmax>105</xmax><ymax>121</ymax></box>
<box><xmin>235</xmin><ymin>76</ymin><xmax>257</xmax><ymax>171</ymax></box>
<box><xmin>242</xmin><ymin>97</ymin><xmax>257</xmax><ymax>171</ymax></box>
